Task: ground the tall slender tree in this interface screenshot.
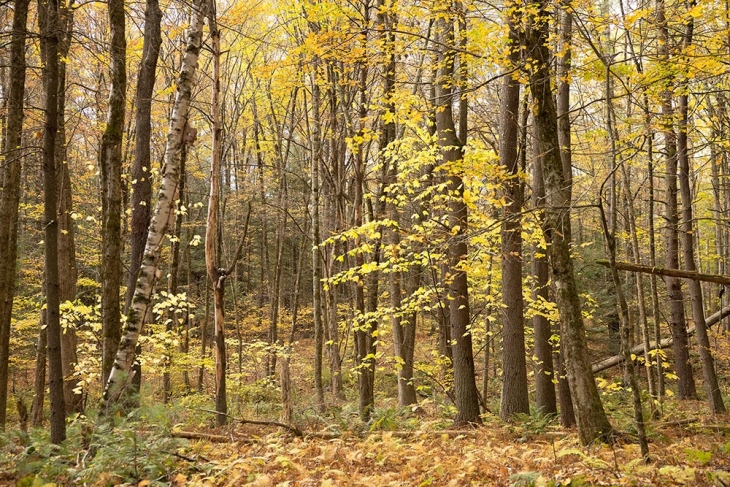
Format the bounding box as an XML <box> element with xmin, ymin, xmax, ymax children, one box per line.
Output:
<box><xmin>0</xmin><ymin>0</ymin><xmax>30</xmax><ymax>429</ymax></box>
<box><xmin>499</xmin><ymin>0</ymin><xmax>529</xmax><ymax>420</ymax></box>
<box><xmin>433</xmin><ymin>1</ymin><xmax>481</xmax><ymax>425</ymax></box>
<box><xmin>39</xmin><ymin>0</ymin><xmax>67</xmax><ymax>443</ymax></box>
<box><xmin>125</xmin><ymin>0</ymin><xmax>163</xmax><ymax>399</ymax></box>
<box><xmin>100</xmin><ymin>0</ymin><xmax>127</xmax><ymax>387</ymax></box>
<box><xmin>656</xmin><ymin>0</ymin><xmax>697</xmax><ymax>399</ymax></box>
<box><xmin>527</xmin><ymin>0</ymin><xmax>612</xmax><ymax>444</ymax></box>
<box><xmin>675</xmin><ymin>0</ymin><xmax>724</xmax><ymax>413</ymax></box>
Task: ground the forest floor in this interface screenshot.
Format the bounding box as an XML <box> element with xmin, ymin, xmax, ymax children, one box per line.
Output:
<box><xmin>3</xmin><ymin>396</ymin><xmax>730</xmax><ymax>486</ymax></box>
<box><xmin>3</xmin><ymin>333</ymin><xmax>730</xmax><ymax>485</ymax></box>
<box><xmin>165</xmin><ymin>407</ymin><xmax>730</xmax><ymax>487</ymax></box>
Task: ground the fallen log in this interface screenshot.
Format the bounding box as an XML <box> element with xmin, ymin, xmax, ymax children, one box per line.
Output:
<box><xmin>595</xmin><ymin>260</ymin><xmax>730</xmax><ymax>286</ymax></box>
<box><xmin>172</xmin><ymin>430</ymin><xmax>230</xmax><ymax>443</ymax></box>
<box><xmin>592</xmin><ymin>305</ymin><xmax>730</xmax><ymax>373</ymax></box>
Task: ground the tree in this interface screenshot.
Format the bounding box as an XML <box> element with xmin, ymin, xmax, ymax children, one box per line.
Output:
<box><xmin>498</xmin><ymin>0</ymin><xmax>529</xmax><ymax>420</ymax></box>
<box><xmin>0</xmin><ymin>0</ymin><xmax>30</xmax><ymax>429</ymax></box>
<box><xmin>526</xmin><ymin>0</ymin><xmax>612</xmax><ymax>444</ymax></box>
<box><xmin>125</xmin><ymin>0</ymin><xmax>162</xmax><ymax>401</ymax></box>
<box><xmin>102</xmin><ymin>0</ymin><xmax>206</xmax><ymax>410</ymax></box>
<box><xmin>205</xmin><ymin>0</ymin><xmax>252</xmax><ymax>426</ymax></box>
<box><xmin>56</xmin><ymin>0</ymin><xmax>82</xmax><ymax>414</ymax></box>
<box><xmin>99</xmin><ymin>0</ymin><xmax>127</xmax><ymax>388</ymax></box>
<box><xmin>433</xmin><ymin>1</ymin><xmax>481</xmax><ymax>426</ymax></box>
<box><xmin>39</xmin><ymin>0</ymin><xmax>67</xmax><ymax>443</ymax></box>
<box><xmin>675</xmin><ymin>0</ymin><xmax>725</xmax><ymax>413</ymax></box>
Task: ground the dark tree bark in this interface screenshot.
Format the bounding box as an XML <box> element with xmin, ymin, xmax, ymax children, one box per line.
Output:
<box><xmin>0</xmin><ymin>0</ymin><xmax>29</xmax><ymax>430</ymax></box>
<box><xmin>56</xmin><ymin>1</ymin><xmax>82</xmax><ymax>414</ymax></box>
<box><xmin>39</xmin><ymin>0</ymin><xmax>67</xmax><ymax>443</ymax></box>
<box><xmin>125</xmin><ymin>0</ymin><xmax>161</xmax><ymax>314</ymax></box>
<box><xmin>656</xmin><ymin>0</ymin><xmax>697</xmax><ymax>400</ymax></box>
<box><xmin>125</xmin><ymin>0</ymin><xmax>162</xmax><ymax>400</ymax></box>
<box><xmin>676</xmin><ymin>0</ymin><xmax>724</xmax><ymax>413</ymax></box>
<box><xmin>532</xmin><ymin>121</ymin><xmax>561</xmax><ymax>420</ymax></box>
<box><xmin>308</xmin><ymin>54</ymin><xmax>326</xmax><ymax>412</ymax></box>
<box><xmin>499</xmin><ymin>0</ymin><xmax>529</xmax><ymax>420</ymax></box>
<box><xmin>100</xmin><ymin>0</ymin><xmax>127</xmax><ymax>388</ymax></box>
<box><xmin>31</xmin><ymin>307</ymin><xmax>47</xmax><ymax>427</ymax></box>
<box><xmin>527</xmin><ymin>0</ymin><xmax>612</xmax><ymax>444</ymax></box>
<box><xmin>553</xmin><ymin>1</ymin><xmax>575</xmax><ymax>427</ymax></box>
<box><xmin>433</xmin><ymin>5</ymin><xmax>481</xmax><ymax>426</ymax></box>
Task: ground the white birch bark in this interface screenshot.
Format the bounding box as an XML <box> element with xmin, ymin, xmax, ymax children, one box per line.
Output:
<box><xmin>102</xmin><ymin>0</ymin><xmax>205</xmax><ymax>410</ymax></box>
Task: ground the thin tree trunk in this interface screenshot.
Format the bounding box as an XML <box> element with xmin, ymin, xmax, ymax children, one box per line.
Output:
<box><xmin>40</xmin><ymin>0</ymin><xmax>67</xmax><ymax>443</ymax></box>
<box><xmin>647</xmin><ymin>126</ymin><xmax>666</xmax><ymax>398</ymax></box>
<box><xmin>205</xmin><ymin>3</ymin><xmax>229</xmax><ymax>426</ymax></box>
<box><xmin>100</xmin><ymin>0</ymin><xmax>127</xmax><ymax>388</ymax></box>
<box><xmin>125</xmin><ymin>0</ymin><xmax>162</xmax><ymax>403</ymax></box>
<box><xmin>31</xmin><ymin>301</ymin><xmax>47</xmax><ymax>427</ymax></box>
<box><xmin>621</xmin><ymin>163</ymin><xmax>658</xmax><ymax>414</ymax></box>
<box><xmin>434</xmin><ymin>6</ymin><xmax>481</xmax><ymax>426</ymax></box>
<box><xmin>676</xmin><ymin>36</ymin><xmax>725</xmax><ymax>412</ymax></box>
<box><xmin>602</xmin><ymin>61</ymin><xmax>649</xmax><ymax>458</ymax></box>
<box><xmin>56</xmin><ymin>2</ymin><xmax>82</xmax><ymax>414</ymax></box>
<box><xmin>656</xmin><ymin>0</ymin><xmax>696</xmax><ymax>400</ymax></box>
<box><xmin>598</xmin><ymin>203</ymin><xmax>650</xmax><ymax>460</ymax></box>
<box><xmin>0</xmin><ymin>0</ymin><xmax>29</xmax><ymax>429</ymax></box>
<box><xmin>198</xmin><ymin>282</ymin><xmax>210</xmax><ymax>392</ymax></box>
<box><xmin>308</xmin><ymin>56</ymin><xmax>326</xmax><ymax>412</ymax></box>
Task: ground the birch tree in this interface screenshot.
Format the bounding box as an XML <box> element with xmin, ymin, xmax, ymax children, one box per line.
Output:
<box><xmin>102</xmin><ymin>0</ymin><xmax>206</xmax><ymax>410</ymax></box>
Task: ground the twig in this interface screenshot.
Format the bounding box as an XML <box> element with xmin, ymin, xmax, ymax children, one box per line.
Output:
<box><xmin>172</xmin><ymin>452</ymin><xmax>200</xmax><ymax>462</ymax></box>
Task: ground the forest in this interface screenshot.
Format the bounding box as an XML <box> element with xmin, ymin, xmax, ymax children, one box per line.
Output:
<box><xmin>2</xmin><ymin>0</ymin><xmax>730</xmax><ymax>483</ymax></box>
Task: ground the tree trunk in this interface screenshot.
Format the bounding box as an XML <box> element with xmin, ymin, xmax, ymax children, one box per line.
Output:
<box><xmin>102</xmin><ymin>0</ymin><xmax>205</xmax><ymax>410</ymax></box>
<box><xmin>553</xmin><ymin>3</ymin><xmax>573</xmax><ymax>425</ymax></box>
<box><xmin>56</xmin><ymin>3</ymin><xmax>82</xmax><ymax>414</ymax></box>
<box><xmin>434</xmin><ymin>6</ymin><xmax>481</xmax><ymax>426</ymax></box>
<box><xmin>205</xmin><ymin>3</ymin><xmax>229</xmax><ymax>426</ymax></box>
<box><xmin>100</xmin><ymin>0</ymin><xmax>127</xmax><ymax>388</ymax></box>
<box><xmin>532</xmin><ymin>119</ymin><xmax>560</xmax><ymax>420</ymax></box>
<box><xmin>527</xmin><ymin>0</ymin><xmax>612</xmax><ymax>444</ymax></box>
<box><xmin>656</xmin><ymin>0</ymin><xmax>697</xmax><ymax>400</ymax></box>
<box><xmin>598</xmin><ymin>202</ymin><xmax>650</xmax><ymax>459</ymax></box>
<box><xmin>40</xmin><ymin>0</ymin><xmax>67</xmax><ymax>443</ymax></box>
<box><xmin>676</xmin><ymin>37</ymin><xmax>725</xmax><ymax>412</ymax></box>
<box><xmin>125</xmin><ymin>0</ymin><xmax>162</xmax><ymax>401</ymax></box>
<box><xmin>499</xmin><ymin>0</ymin><xmax>529</xmax><ymax>420</ymax></box>
<box><xmin>31</xmin><ymin>300</ymin><xmax>47</xmax><ymax>427</ymax></box>
<box><xmin>308</xmin><ymin>54</ymin><xmax>326</xmax><ymax>412</ymax></box>
<box><xmin>601</xmin><ymin>57</ymin><xmax>649</xmax><ymax>458</ymax></box>
<box><xmin>0</xmin><ymin>0</ymin><xmax>29</xmax><ymax>430</ymax></box>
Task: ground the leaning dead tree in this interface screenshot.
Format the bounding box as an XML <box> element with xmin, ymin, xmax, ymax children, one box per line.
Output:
<box><xmin>101</xmin><ymin>0</ymin><xmax>205</xmax><ymax>411</ymax></box>
<box><xmin>596</xmin><ymin>260</ymin><xmax>730</xmax><ymax>286</ymax></box>
<box><xmin>592</xmin><ymin>305</ymin><xmax>730</xmax><ymax>373</ymax></box>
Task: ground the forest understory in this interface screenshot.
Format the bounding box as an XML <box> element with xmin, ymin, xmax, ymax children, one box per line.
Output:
<box><xmin>2</xmin><ymin>332</ymin><xmax>730</xmax><ymax>486</ymax></box>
